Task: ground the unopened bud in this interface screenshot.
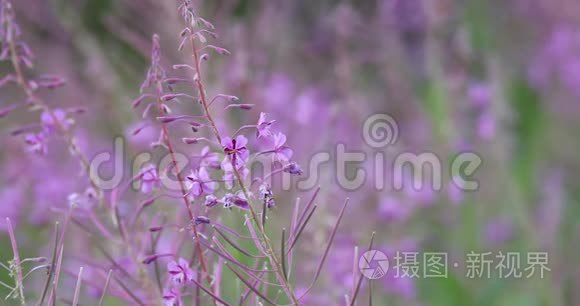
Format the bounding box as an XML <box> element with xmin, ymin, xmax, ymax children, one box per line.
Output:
<box><xmin>194</xmin><ymin>216</ymin><xmax>211</xmax><ymax>225</ymax></box>
<box><xmin>182</xmin><ymin>137</ymin><xmax>199</xmax><ymax>144</ymax></box>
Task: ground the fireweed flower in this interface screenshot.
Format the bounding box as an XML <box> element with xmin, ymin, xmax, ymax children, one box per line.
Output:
<box><xmin>283</xmin><ymin>161</ymin><xmax>303</xmax><ymax>175</ymax></box>
<box><xmin>221</xmin><ymin>135</ymin><xmax>249</xmax><ymax>168</ymax></box>
<box><xmin>378</xmin><ymin>196</ymin><xmax>411</xmax><ymax>222</ymax></box>
<box><xmin>258</xmin><ymin>183</ymin><xmax>272</xmax><ymax>199</ymax></box>
<box><xmin>204</xmin><ymin>194</ymin><xmax>219</xmax><ymax>207</ymax></box>
<box><xmin>198</xmin><ymin>146</ymin><xmax>220</xmax><ymax>169</ymax></box>
<box><xmin>193</xmin><ymin>215</ymin><xmax>210</xmax><ymax>225</ymax></box>
<box><xmin>0</xmin><ymin>187</ymin><xmax>22</xmax><ymax>231</ymax></box>
<box><xmin>139</xmin><ymin>164</ymin><xmax>160</xmax><ymax>193</ymax></box>
<box><xmin>41</xmin><ymin>108</ymin><xmax>72</xmax><ymax>133</ymax></box>
<box><xmin>269</xmin><ymin>132</ymin><xmax>293</xmax><ymax>162</ymax></box>
<box><xmin>162</xmin><ymin>288</ymin><xmax>182</xmax><ymax>306</ymax></box>
<box><xmin>222</xmin><ymin>192</ymin><xmax>249</xmax><ymax>210</ymax></box>
<box><xmin>259</xmin><ymin>183</ymin><xmax>275</xmax><ymax>208</ymax></box>
<box><xmin>67</xmin><ymin>187</ymin><xmax>97</xmax><ymax>210</ymax></box>
<box><xmin>167</xmin><ymin>258</ymin><xmax>194</xmax><ymax>284</ymax></box>
<box><xmin>24</xmin><ymin>133</ymin><xmax>47</xmax><ymax>155</ymax></box>
<box><xmin>186</xmin><ymin>167</ymin><xmax>216</xmax><ymax>197</ymax></box>
<box><xmin>221</xmin><ymin>160</ymin><xmax>249</xmax><ymax>189</ymax></box>
<box><xmin>256</xmin><ymin>112</ymin><xmax>275</xmax><ymax>138</ymax></box>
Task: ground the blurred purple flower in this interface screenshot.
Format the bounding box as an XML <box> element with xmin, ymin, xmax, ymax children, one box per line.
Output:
<box><xmin>67</xmin><ymin>187</ymin><xmax>97</xmax><ymax>210</ymax></box>
<box><xmin>468</xmin><ymin>82</ymin><xmax>491</xmax><ymax>107</ymax></box>
<box><xmin>391</xmin><ymin>0</ymin><xmax>426</xmax><ymax>33</ymax></box>
<box><xmin>477</xmin><ymin>111</ymin><xmax>496</xmax><ymax>141</ymax></box>
<box><xmin>447</xmin><ymin>178</ymin><xmax>464</xmax><ymax>205</ymax></box>
<box><xmin>283</xmin><ymin>161</ymin><xmax>303</xmax><ymax>175</ymax></box>
<box><xmin>270</xmin><ymin>132</ymin><xmax>293</xmax><ymax>162</ymax></box>
<box><xmin>41</xmin><ymin>108</ymin><xmax>71</xmax><ymax>134</ymax></box>
<box><xmin>167</xmin><ymin>258</ymin><xmax>194</xmax><ymax>284</ymax></box>
<box><xmin>529</xmin><ymin>25</ymin><xmax>580</xmax><ymax>97</ymax></box>
<box><xmin>186</xmin><ymin>167</ymin><xmax>216</xmax><ymax>197</ymax></box>
<box><xmin>24</xmin><ymin>132</ymin><xmax>47</xmax><ymax>155</ymax></box>
<box><xmin>199</xmin><ymin>146</ymin><xmax>220</xmax><ymax>169</ymax></box>
<box><xmin>222</xmin><ymin>160</ymin><xmax>249</xmax><ymax>189</ymax></box>
<box><xmin>256</xmin><ymin>112</ymin><xmax>275</xmax><ymax>138</ymax></box>
<box><xmin>537</xmin><ymin>170</ymin><xmax>564</xmax><ymax>247</ymax></box>
<box><xmin>379</xmin><ymin>196</ymin><xmax>411</xmax><ymax>221</ymax></box>
<box><xmin>222</xmin><ymin>192</ymin><xmax>249</xmax><ymax>210</ymax></box>
<box><xmin>259</xmin><ymin>183</ymin><xmax>276</xmax><ymax>208</ymax></box>
<box><xmin>484</xmin><ymin>217</ymin><xmax>513</xmax><ymax>246</ymax></box>
<box><xmin>380</xmin><ymin>240</ymin><xmax>418</xmax><ymax>300</ymax></box>
<box><xmin>204</xmin><ymin>194</ymin><xmax>219</xmax><ymax>207</ymax></box>
<box><xmin>0</xmin><ymin>187</ymin><xmax>22</xmax><ymax>231</ymax></box>
<box><xmin>262</xmin><ymin>74</ymin><xmax>295</xmax><ymax>107</ymax></box>
<box><xmin>139</xmin><ymin>164</ymin><xmax>160</xmax><ymax>193</ymax></box>
<box><xmin>126</xmin><ymin>122</ymin><xmax>155</xmax><ymax>148</ymax></box>
<box><xmin>162</xmin><ymin>288</ymin><xmax>182</xmax><ymax>306</ymax></box>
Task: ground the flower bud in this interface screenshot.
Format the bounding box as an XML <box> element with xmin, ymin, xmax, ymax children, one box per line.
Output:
<box><xmin>193</xmin><ymin>216</ymin><xmax>210</xmax><ymax>225</ymax></box>
<box><xmin>283</xmin><ymin>162</ymin><xmax>303</xmax><ymax>175</ymax></box>
<box><xmin>204</xmin><ymin>195</ymin><xmax>219</xmax><ymax>207</ymax></box>
<box><xmin>182</xmin><ymin>137</ymin><xmax>199</xmax><ymax>144</ymax></box>
<box><xmin>161</xmin><ymin>94</ymin><xmax>178</xmax><ymax>101</ymax></box>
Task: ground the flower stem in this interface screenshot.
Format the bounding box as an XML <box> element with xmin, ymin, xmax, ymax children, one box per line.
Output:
<box><xmin>189</xmin><ymin>37</ymin><xmax>300</xmax><ymax>305</ymax></box>
<box><xmin>153</xmin><ymin>78</ymin><xmax>217</xmax><ymax>303</ymax></box>
<box><xmin>6</xmin><ymin>218</ymin><xmax>25</xmax><ymax>305</ymax></box>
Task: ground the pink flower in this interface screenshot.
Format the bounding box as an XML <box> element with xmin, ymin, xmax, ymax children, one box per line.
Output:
<box><xmin>222</xmin><ymin>192</ymin><xmax>249</xmax><ymax>210</ymax></box>
<box><xmin>222</xmin><ymin>160</ymin><xmax>249</xmax><ymax>189</ymax></box>
<box><xmin>0</xmin><ymin>187</ymin><xmax>23</xmax><ymax>232</ymax></box>
<box><xmin>271</xmin><ymin>132</ymin><xmax>293</xmax><ymax>162</ymax></box>
<box><xmin>199</xmin><ymin>146</ymin><xmax>219</xmax><ymax>169</ymax></box>
<box><xmin>259</xmin><ymin>183</ymin><xmax>275</xmax><ymax>208</ymax></box>
<box><xmin>67</xmin><ymin>188</ymin><xmax>98</xmax><ymax>210</ymax></box>
<box><xmin>221</xmin><ymin>135</ymin><xmax>249</xmax><ymax>169</ymax></box>
<box><xmin>378</xmin><ymin>196</ymin><xmax>411</xmax><ymax>222</ymax></box>
<box><xmin>283</xmin><ymin>162</ymin><xmax>303</xmax><ymax>175</ymax></box>
<box><xmin>204</xmin><ymin>194</ymin><xmax>219</xmax><ymax>207</ymax></box>
<box><xmin>447</xmin><ymin>177</ymin><xmax>464</xmax><ymax>205</ymax></box>
<box><xmin>139</xmin><ymin>164</ymin><xmax>160</xmax><ymax>193</ymax></box>
<box><xmin>256</xmin><ymin>112</ymin><xmax>275</xmax><ymax>138</ymax></box>
<box><xmin>477</xmin><ymin>111</ymin><xmax>496</xmax><ymax>141</ymax></box>
<box><xmin>167</xmin><ymin>258</ymin><xmax>194</xmax><ymax>284</ymax></box>
<box><xmin>186</xmin><ymin>167</ymin><xmax>216</xmax><ymax>197</ymax></box>
<box><xmin>41</xmin><ymin>109</ymin><xmax>71</xmax><ymax>134</ymax></box>
<box><xmin>162</xmin><ymin>288</ymin><xmax>182</xmax><ymax>306</ymax></box>
<box><xmin>24</xmin><ymin>133</ymin><xmax>47</xmax><ymax>155</ymax></box>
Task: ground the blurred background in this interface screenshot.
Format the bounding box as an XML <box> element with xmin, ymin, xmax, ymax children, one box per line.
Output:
<box><xmin>1</xmin><ymin>0</ymin><xmax>580</xmax><ymax>305</ymax></box>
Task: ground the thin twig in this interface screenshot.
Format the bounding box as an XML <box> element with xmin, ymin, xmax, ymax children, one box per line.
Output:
<box><xmin>213</xmin><ymin>226</ymin><xmax>265</xmax><ymax>259</ymax></box>
<box><xmin>6</xmin><ymin>218</ymin><xmax>25</xmax><ymax>305</ymax></box>
<box><xmin>350</xmin><ymin>232</ymin><xmax>376</xmax><ymax>305</ymax></box>
<box><xmin>71</xmin><ymin>267</ymin><xmax>83</xmax><ymax>306</ymax></box>
<box><xmin>293</xmin><ymin>187</ymin><xmax>320</xmax><ymax>237</ymax></box>
<box><xmin>97</xmin><ymin>270</ymin><xmax>112</xmax><ymax>306</ymax></box>
<box><xmin>38</xmin><ymin>222</ymin><xmax>59</xmax><ymax>306</ymax></box>
<box><xmin>48</xmin><ymin>244</ymin><xmax>64</xmax><ymax>305</ymax></box>
<box><xmin>191</xmin><ymin>276</ymin><xmax>232</xmax><ymax>306</ymax></box>
<box><xmin>281</xmin><ymin>229</ymin><xmax>287</xmax><ymax>281</ymax></box>
<box><xmin>287</xmin><ymin>205</ymin><xmax>318</xmax><ymax>254</ymax></box>
<box><xmin>226</xmin><ymin>263</ymin><xmax>278</xmax><ymax>306</ymax></box>
<box><xmin>298</xmin><ymin>199</ymin><xmax>350</xmax><ymax>299</ymax></box>
<box><xmin>261</xmin><ymin>198</ymin><xmax>267</xmax><ymax>227</ymax></box>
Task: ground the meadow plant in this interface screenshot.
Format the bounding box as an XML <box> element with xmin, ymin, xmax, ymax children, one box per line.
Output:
<box><xmin>0</xmin><ymin>0</ymin><xmax>365</xmax><ymax>305</ymax></box>
<box><xmin>0</xmin><ymin>0</ymin><xmax>575</xmax><ymax>305</ymax></box>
